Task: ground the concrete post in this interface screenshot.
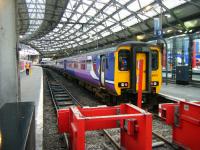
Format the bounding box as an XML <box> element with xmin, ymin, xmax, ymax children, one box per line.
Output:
<box><xmin>0</xmin><ymin>0</ymin><xmax>19</xmax><ymax>107</ymax></box>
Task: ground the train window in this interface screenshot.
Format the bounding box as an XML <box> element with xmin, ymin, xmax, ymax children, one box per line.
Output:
<box><xmin>81</xmin><ymin>64</ymin><xmax>86</xmax><ymax>70</ymax></box>
<box><xmin>74</xmin><ymin>62</ymin><xmax>78</xmax><ymax>68</ymax></box>
<box><xmin>152</xmin><ymin>50</ymin><xmax>158</xmax><ymax>70</ymax></box>
<box><xmin>86</xmin><ymin>60</ymin><xmax>92</xmax><ymax>71</ymax></box>
<box><xmin>101</xmin><ymin>57</ymin><xmax>106</xmax><ymax>71</ymax></box>
<box><xmin>118</xmin><ymin>50</ymin><xmax>130</xmax><ymax>71</ymax></box>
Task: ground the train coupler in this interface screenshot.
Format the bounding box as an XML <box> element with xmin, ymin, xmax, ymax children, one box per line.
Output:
<box><xmin>159</xmin><ymin>101</ymin><xmax>200</xmax><ymax>150</ymax></box>
<box><xmin>57</xmin><ymin>104</ymin><xmax>152</xmax><ymax>150</ymax></box>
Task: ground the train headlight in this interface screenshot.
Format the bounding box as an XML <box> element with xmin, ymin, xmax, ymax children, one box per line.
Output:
<box><xmin>151</xmin><ymin>81</ymin><xmax>159</xmax><ymax>86</ymax></box>
<box><xmin>124</xmin><ymin>83</ymin><xmax>128</xmax><ymax>87</ymax></box>
<box><xmin>118</xmin><ymin>82</ymin><xmax>128</xmax><ymax>87</ymax></box>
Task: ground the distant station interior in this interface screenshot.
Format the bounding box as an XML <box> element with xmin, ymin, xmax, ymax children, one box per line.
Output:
<box><xmin>0</xmin><ymin>0</ymin><xmax>200</xmax><ymax>150</ymax></box>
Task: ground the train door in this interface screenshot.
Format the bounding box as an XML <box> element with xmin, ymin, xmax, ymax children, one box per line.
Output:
<box><xmin>64</xmin><ymin>60</ymin><xmax>67</xmax><ymax>71</ymax></box>
<box><xmin>100</xmin><ymin>55</ymin><xmax>106</xmax><ymax>86</ymax></box>
<box><xmin>130</xmin><ymin>48</ymin><xmax>151</xmax><ymax>93</ymax></box>
<box><xmin>136</xmin><ymin>53</ymin><xmax>147</xmax><ymax>91</ymax></box>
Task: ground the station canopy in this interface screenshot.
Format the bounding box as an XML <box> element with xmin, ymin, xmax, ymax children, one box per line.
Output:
<box><xmin>17</xmin><ymin>0</ymin><xmax>200</xmax><ymax>57</ymax></box>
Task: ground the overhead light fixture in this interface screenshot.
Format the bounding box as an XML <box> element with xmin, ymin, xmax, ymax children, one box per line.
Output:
<box><xmin>178</xmin><ymin>30</ymin><xmax>183</xmax><ymax>33</ymax></box>
<box><xmin>165</xmin><ymin>14</ymin><xmax>171</xmax><ymax>18</ymax></box>
<box><xmin>136</xmin><ymin>34</ymin><xmax>145</xmax><ymax>41</ymax></box>
<box><xmin>167</xmin><ymin>29</ymin><xmax>172</xmax><ymax>33</ymax></box>
<box><xmin>189</xmin><ymin>29</ymin><xmax>193</xmax><ymax>33</ymax></box>
<box><xmin>144</xmin><ymin>5</ymin><xmax>152</xmax><ymax>12</ymax></box>
<box><xmin>184</xmin><ymin>20</ymin><xmax>198</xmax><ymax>28</ymax></box>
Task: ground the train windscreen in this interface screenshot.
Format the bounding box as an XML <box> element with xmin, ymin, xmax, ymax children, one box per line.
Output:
<box><xmin>152</xmin><ymin>50</ymin><xmax>158</xmax><ymax>70</ymax></box>
<box><xmin>118</xmin><ymin>50</ymin><xmax>130</xmax><ymax>71</ymax></box>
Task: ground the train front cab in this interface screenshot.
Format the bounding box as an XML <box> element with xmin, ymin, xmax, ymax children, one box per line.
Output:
<box><xmin>114</xmin><ymin>43</ymin><xmax>162</xmax><ymax>97</ymax></box>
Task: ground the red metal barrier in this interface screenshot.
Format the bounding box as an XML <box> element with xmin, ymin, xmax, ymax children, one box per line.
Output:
<box><xmin>159</xmin><ymin>101</ymin><xmax>200</xmax><ymax>150</ymax></box>
<box><xmin>58</xmin><ymin>104</ymin><xmax>152</xmax><ymax>150</ymax></box>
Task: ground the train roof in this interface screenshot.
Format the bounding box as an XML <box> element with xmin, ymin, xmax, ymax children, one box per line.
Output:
<box><xmin>66</xmin><ymin>47</ymin><xmax>116</xmax><ymax>60</ymax></box>
<box><xmin>117</xmin><ymin>41</ymin><xmax>150</xmax><ymax>47</ymax></box>
<box><xmin>56</xmin><ymin>41</ymin><xmax>158</xmax><ymax>61</ymax></box>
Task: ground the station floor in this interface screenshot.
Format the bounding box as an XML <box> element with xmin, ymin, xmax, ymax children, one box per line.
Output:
<box><xmin>160</xmin><ymin>83</ymin><xmax>200</xmax><ymax>101</ymax></box>
<box><xmin>20</xmin><ymin>66</ymin><xmax>43</xmax><ymax>150</ymax></box>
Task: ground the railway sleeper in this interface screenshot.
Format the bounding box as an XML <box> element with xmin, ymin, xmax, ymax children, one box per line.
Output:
<box><xmin>56</xmin><ymin>101</ymin><xmax>73</xmax><ymax>107</ymax></box>
<box><xmin>55</xmin><ymin>97</ymin><xmax>71</xmax><ymax>101</ymax></box>
<box><xmin>54</xmin><ymin>94</ymin><xmax>70</xmax><ymax>98</ymax></box>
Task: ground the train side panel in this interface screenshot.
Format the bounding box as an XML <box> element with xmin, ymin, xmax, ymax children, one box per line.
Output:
<box><xmin>64</xmin><ymin>51</ymin><xmax>117</xmax><ymax>94</ymax></box>
<box><xmin>150</xmin><ymin>46</ymin><xmax>162</xmax><ymax>93</ymax></box>
<box><xmin>104</xmin><ymin>52</ymin><xmax>115</xmax><ymax>93</ymax></box>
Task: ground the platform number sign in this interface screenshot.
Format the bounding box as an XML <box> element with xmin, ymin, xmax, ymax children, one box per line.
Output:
<box><xmin>154</xmin><ymin>18</ymin><xmax>162</xmax><ymax>37</ymax></box>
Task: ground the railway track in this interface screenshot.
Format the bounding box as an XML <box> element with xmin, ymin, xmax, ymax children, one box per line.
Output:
<box><xmin>151</xmin><ymin>113</ymin><xmax>178</xmax><ymax>150</ymax></box>
<box><xmin>45</xmin><ymin>68</ymin><xmax>178</xmax><ymax>150</ymax></box>
<box><xmin>46</xmin><ymin>70</ymin><xmax>82</xmax><ymax>109</ymax></box>
<box><xmin>45</xmin><ymin>69</ymin><xmax>120</xmax><ymax>150</ymax></box>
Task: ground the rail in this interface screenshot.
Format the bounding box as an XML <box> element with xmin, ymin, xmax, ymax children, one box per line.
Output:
<box><xmin>45</xmin><ymin>69</ymin><xmax>120</xmax><ymax>150</ymax></box>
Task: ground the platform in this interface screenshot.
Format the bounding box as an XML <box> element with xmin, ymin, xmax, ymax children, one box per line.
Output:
<box><xmin>160</xmin><ymin>83</ymin><xmax>200</xmax><ymax>101</ymax></box>
<box><xmin>20</xmin><ymin>66</ymin><xmax>43</xmax><ymax>150</ymax></box>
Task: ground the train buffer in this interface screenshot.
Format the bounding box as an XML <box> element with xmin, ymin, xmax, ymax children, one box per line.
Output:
<box><xmin>159</xmin><ymin>100</ymin><xmax>200</xmax><ymax>150</ymax></box>
<box><xmin>57</xmin><ymin>103</ymin><xmax>152</xmax><ymax>150</ymax></box>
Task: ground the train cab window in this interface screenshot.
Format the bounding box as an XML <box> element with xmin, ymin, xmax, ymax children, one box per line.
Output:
<box><xmin>152</xmin><ymin>50</ymin><xmax>158</xmax><ymax>70</ymax></box>
<box><xmin>118</xmin><ymin>50</ymin><xmax>130</xmax><ymax>71</ymax></box>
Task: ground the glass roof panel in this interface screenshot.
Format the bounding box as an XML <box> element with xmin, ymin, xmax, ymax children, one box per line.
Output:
<box><xmin>24</xmin><ymin>0</ymin><xmax>46</xmax><ymax>36</ymax></box>
<box><xmin>127</xmin><ymin>1</ymin><xmax>140</xmax><ymax>12</ymax></box>
<box><xmin>86</xmin><ymin>8</ymin><xmax>97</xmax><ymax>16</ymax></box>
<box><xmin>94</xmin><ymin>2</ymin><xmax>105</xmax><ymax>10</ymax></box>
<box><xmin>79</xmin><ymin>16</ymin><xmax>88</xmax><ymax>23</ymax></box>
<box><xmin>118</xmin><ymin>9</ymin><xmax>131</xmax><ymax>19</ymax></box>
<box><xmin>163</xmin><ymin>0</ymin><xmax>186</xmax><ymax>9</ymax></box>
<box><xmin>116</xmin><ymin>0</ymin><xmax>130</xmax><ymax>5</ymax></box>
<box><xmin>111</xmin><ymin>24</ymin><xmax>122</xmax><ymax>33</ymax></box>
<box><xmin>20</xmin><ymin>0</ymin><xmax>189</xmax><ymax>55</ymax></box>
<box><xmin>139</xmin><ymin>0</ymin><xmax>154</xmax><ymax>8</ymax></box>
<box><xmin>77</xmin><ymin>4</ymin><xmax>89</xmax><ymax>13</ymax></box>
<box><xmin>103</xmin><ymin>5</ymin><xmax>116</xmax><ymax>15</ymax></box>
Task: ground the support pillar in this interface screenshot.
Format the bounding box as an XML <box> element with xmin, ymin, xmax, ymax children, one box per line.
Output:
<box><xmin>0</xmin><ymin>0</ymin><xmax>19</xmax><ymax>107</ymax></box>
<box><xmin>188</xmin><ymin>34</ymin><xmax>193</xmax><ymax>81</ymax></box>
<box><xmin>172</xmin><ymin>37</ymin><xmax>177</xmax><ymax>79</ymax></box>
<box><xmin>181</xmin><ymin>38</ymin><xmax>185</xmax><ymax>65</ymax></box>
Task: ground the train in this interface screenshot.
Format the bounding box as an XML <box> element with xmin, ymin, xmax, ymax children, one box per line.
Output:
<box><xmin>45</xmin><ymin>41</ymin><xmax>162</xmax><ymax>104</ymax></box>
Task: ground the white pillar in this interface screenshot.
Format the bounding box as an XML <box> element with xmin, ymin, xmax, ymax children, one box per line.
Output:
<box><xmin>0</xmin><ymin>0</ymin><xmax>19</xmax><ymax>107</ymax></box>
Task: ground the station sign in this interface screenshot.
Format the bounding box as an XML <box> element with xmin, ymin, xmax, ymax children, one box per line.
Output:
<box><xmin>154</xmin><ymin>18</ymin><xmax>162</xmax><ymax>37</ymax></box>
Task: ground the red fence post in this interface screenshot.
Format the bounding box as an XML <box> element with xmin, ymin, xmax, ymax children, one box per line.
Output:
<box><xmin>137</xmin><ymin>59</ymin><xmax>143</xmax><ymax>108</ymax></box>
<box><xmin>192</xmin><ymin>41</ymin><xmax>196</xmax><ymax>68</ymax></box>
<box><xmin>159</xmin><ymin>101</ymin><xmax>200</xmax><ymax>150</ymax></box>
<box><xmin>121</xmin><ymin>111</ymin><xmax>152</xmax><ymax>150</ymax></box>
